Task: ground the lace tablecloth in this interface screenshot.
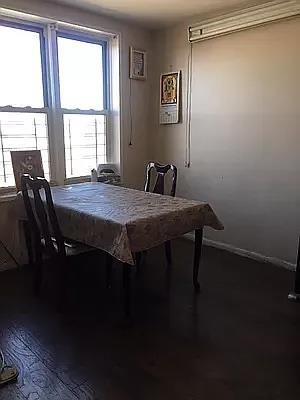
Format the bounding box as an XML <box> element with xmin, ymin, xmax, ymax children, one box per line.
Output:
<box><xmin>22</xmin><ymin>182</ymin><xmax>223</xmax><ymax>265</ymax></box>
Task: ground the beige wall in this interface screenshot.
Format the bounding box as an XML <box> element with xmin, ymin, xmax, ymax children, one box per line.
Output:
<box><xmin>0</xmin><ymin>0</ymin><xmax>153</xmax><ymax>189</ymax></box>
<box><xmin>152</xmin><ymin>17</ymin><xmax>300</xmax><ymax>265</ymax></box>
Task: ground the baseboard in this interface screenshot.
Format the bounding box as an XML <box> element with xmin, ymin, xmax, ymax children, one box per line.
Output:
<box><xmin>184</xmin><ymin>233</ymin><xmax>296</xmax><ymax>272</ymax></box>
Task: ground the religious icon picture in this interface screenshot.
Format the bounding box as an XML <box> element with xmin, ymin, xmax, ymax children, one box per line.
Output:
<box><xmin>159</xmin><ymin>71</ymin><xmax>181</xmax><ymax>124</ymax></box>
<box><xmin>160</xmin><ymin>72</ymin><xmax>180</xmax><ymax>105</ymax></box>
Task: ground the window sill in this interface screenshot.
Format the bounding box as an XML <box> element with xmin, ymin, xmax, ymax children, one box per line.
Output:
<box><xmin>64</xmin><ymin>176</ymin><xmax>91</xmax><ymax>185</ymax></box>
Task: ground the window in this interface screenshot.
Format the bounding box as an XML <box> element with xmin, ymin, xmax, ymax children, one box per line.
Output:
<box><xmin>57</xmin><ymin>34</ymin><xmax>107</xmax><ymax>178</ymax></box>
<box><xmin>0</xmin><ymin>19</ymin><xmax>112</xmax><ymax>189</ymax></box>
<box><xmin>0</xmin><ymin>23</ymin><xmax>48</xmax><ymax>187</ymax></box>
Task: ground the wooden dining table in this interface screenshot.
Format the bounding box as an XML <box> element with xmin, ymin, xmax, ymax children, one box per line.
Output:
<box><xmin>20</xmin><ymin>182</ymin><xmax>224</xmax><ymax>315</ymax></box>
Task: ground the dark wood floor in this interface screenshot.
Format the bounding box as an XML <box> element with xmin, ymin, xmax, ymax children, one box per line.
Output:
<box><xmin>0</xmin><ymin>238</ymin><xmax>300</xmax><ymax>400</ymax></box>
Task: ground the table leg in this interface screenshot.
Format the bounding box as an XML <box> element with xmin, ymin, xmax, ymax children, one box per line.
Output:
<box><xmin>106</xmin><ymin>253</ymin><xmax>113</xmax><ymax>289</ymax></box>
<box><xmin>123</xmin><ymin>263</ymin><xmax>131</xmax><ymax>317</ymax></box>
<box><xmin>165</xmin><ymin>241</ymin><xmax>172</xmax><ymax>266</ymax></box>
<box><xmin>135</xmin><ymin>252</ymin><xmax>142</xmax><ymax>276</ymax></box>
<box><xmin>288</xmin><ymin>237</ymin><xmax>300</xmax><ymax>302</ymax></box>
<box><xmin>193</xmin><ymin>228</ymin><xmax>203</xmax><ymax>292</ymax></box>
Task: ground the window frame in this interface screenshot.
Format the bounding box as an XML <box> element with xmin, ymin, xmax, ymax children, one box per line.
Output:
<box><xmin>56</xmin><ymin>30</ymin><xmax>109</xmax><ymax>113</ymax></box>
<box><xmin>0</xmin><ymin>19</ymin><xmax>50</xmax><ymax>192</ymax></box>
<box><xmin>0</xmin><ymin>17</ymin><xmax>112</xmax><ymax>192</ymax></box>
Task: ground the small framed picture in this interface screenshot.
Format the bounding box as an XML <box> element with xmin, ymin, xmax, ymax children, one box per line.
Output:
<box><xmin>10</xmin><ymin>150</ymin><xmax>44</xmax><ymax>191</ymax></box>
<box><xmin>130</xmin><ymin>47</ymin><xmax>147</xmax><ymax>80</ymax></box>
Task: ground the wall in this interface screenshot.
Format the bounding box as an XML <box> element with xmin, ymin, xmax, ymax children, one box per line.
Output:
<box><xmin>0</xmin><ymin>0</ymin><xmax>153</xmax><ymax>189</ymax></box>
<box><xmin>152</xmin><ymin>17</ymin><xmax>300</xmax><ymax>265</ymax></box>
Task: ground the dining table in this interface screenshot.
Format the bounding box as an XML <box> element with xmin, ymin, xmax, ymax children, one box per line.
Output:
<box><xmin>19</xmin><ymin>181</ymin><xmax>224</xmax><ymax>315</ymax></box>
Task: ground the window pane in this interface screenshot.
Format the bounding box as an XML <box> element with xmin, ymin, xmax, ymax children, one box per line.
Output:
<box><xmin>64</xmin><ymin>114</ymin><xmax>106</xmax><ymax>178</ymax></box>
<box><xmin>0</xmin><ymin>113</ymin><xmax>49</xmax><ymax>187</ymax></box>
<box><xmin>58</xmin><ymin>37</ymin><xmax>104</xmax><ymax>110</ymax></box>
<box><xmin>0</xmin><ymin>26</ymin><xmax>44</xmax><ymax>108</ymax></box>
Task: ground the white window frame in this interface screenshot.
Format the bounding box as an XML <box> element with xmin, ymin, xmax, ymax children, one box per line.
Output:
<box><xmin>0</xmin><ymin>15</ymin><xmax>115</xmax><ymax>191</ymax></box>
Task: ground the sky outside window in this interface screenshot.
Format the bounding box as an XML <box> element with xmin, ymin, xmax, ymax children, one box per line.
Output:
<box><xmin>57</xmin><ymin>36</ymin><xmax>104</xmax><ymax>110</ymax></box>
<box><xmin>0</xmin><ymin>25</ymin><xmax>44</xmax><ymax>108</ymax></box>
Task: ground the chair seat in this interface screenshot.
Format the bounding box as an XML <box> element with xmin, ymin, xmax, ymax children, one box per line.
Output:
<box><xmin>41</xmin><ymin>237</ymin><xmax>94</xmax><ymax>257</ymax></box>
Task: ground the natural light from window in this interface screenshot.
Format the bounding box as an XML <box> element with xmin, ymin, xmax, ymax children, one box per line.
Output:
<box><xmin>0</xmin><ymin>22</ymin><xmax>108</xmax><ymax>188</ymax></box>
<box><xmin>57</xmin><ymin>36</ymin><xmax>104</xmax><ymax>110</ymax></box>
<box><xmin>0</xmin><ymin>25</ymin><xmax>44</xmax><ymax>108</ymax></box>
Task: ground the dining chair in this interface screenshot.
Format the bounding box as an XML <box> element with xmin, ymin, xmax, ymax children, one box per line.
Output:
<box><xmin>105</xmin><ymin>162</ymin><xmax>178</xmax><ymax>290</ymax></box>
<box><xmin>21</xmin><ymin>174</ymin><xmax>93</xmax><ymax>304</ymax></box>
<box><xmin>288</xmin><ymin>237</ymin><xmax>300</xmax><ymax>301</ymax></box>
<box><xmin>11</xmin><ymin>150</ymin><xmax>45</xmax><ymax>267</ymax></box>
<box><xmin>144</xmin><ymin>162</ymin><xmax>178</xmax><ymax>265</ymax></box>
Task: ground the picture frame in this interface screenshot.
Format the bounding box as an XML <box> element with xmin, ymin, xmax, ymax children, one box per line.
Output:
<box><xmin>130</xmin><ymin>47</ymin><xmax>147</xmax><ymax>80</ymax></box>
<box><xmin>159</xmin><ymin>71</ymin><xmax>181</xmax><ymax>124</ymax></box>
<box><xmin>10</xmin><ymin>150</ymin><xmax>44</xmax><ymax>191</ymax></box>
<box><xmin>160</xmin><ymin>71</ymin><xmax>180</xmax><ymax>106</ymax></box>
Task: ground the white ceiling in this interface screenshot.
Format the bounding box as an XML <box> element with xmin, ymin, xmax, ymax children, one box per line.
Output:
<box><xmin>51</xmin><ymin>0</ymin><xmax>266</xmax><ymax>29</ymax></box>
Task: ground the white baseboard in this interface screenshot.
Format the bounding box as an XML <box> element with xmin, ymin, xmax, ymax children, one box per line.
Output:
<box><xmin>184</xmin><ymin>233</ymin><xmax>296</xmax><ymax>272</ymax></box>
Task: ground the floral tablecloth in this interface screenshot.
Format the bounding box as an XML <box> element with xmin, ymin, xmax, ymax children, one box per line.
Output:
<box><xmin>19</xmin><ymin>182</ymin><xmax>223</xmax><ymax>265</ymax></box>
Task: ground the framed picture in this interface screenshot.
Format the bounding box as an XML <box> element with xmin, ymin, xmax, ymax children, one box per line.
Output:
<box><xmin>130</xmin><ymin>47</ymin><xmax>147</xmax><ymax>80</ymax></box>
<box><xmin>159</xmin><ymin>71</ymin><xmax>181</xmax><ymax>124</ymax></box>
<box><xmin>160</xmin><ymin>71</ymin><xmax>180</xmax><ymax>106</ymax></box>
<box><xmin>10</xmin><ymin>150</ymin><xmax>44</xmax><ymax>191</ymax></box>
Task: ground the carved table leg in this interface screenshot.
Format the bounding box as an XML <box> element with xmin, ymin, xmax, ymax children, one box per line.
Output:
<box><xmin>193</xmin><ymin>228</ymin><xmax>203</xmax><ymax>292</ymax></box>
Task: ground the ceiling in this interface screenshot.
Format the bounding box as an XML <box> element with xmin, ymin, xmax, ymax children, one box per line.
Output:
<box><xmin>50</xmin><ymin>0</ymin><xmax>266</xmax><ymax>29</ymax></box>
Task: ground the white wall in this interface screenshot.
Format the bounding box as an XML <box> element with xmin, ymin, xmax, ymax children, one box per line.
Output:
<box><xmin>151</xmin><ymin>17</ymin><xmax>300</xmax><ymax>265</ymax></box>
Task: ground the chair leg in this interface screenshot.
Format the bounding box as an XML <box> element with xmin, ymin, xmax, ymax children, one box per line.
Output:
<box><xmin>23</xmin><ymin>221</ymin><xmax>34</xmax><ymax>266</ymax></box>
<box><xmin>165</xmin><ymin>241</ymin><xmax>172</xmax><ymax>266</ymax></box>
<box><xmin>33</xmin><ymin>246</ymin><xmax>43</xmax><ymax>296</ymax></box>
<box><xmin>106</xmin><ymin>253</ymin><xmax>113</xmax><ymax>289</ymax></box>
<box><xmin>58</xmin><ymin>258</ymin><xmax>68</xmax><ymax>311</ymax></box>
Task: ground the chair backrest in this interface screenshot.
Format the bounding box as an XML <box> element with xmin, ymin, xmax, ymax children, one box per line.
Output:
<box><xmin>144</xmin><ymin>162</ymin><xmax>177</xmax><ymax>197</ymax></box>
<box><xmin>21</xmin><ymin>174</ymin><xmax>66</xmax><ymax>258</ymax></box>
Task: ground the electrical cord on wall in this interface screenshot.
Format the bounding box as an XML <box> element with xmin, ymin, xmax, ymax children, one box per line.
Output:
<box><xmin>185</xmin><ymin>42</ymin><xmax>193</xmax><ymax>168</ymax></box>
<box><xmin>129</xmin><ymin>78</ymin><xmax>133</xmax><ymax>146</ymax></box>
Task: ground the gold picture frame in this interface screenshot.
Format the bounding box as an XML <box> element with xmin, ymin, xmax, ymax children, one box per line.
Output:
<box><xmin>160</xmin><ymin>71</ymin><xmax>180</xmax><ymax>106</ymax></box>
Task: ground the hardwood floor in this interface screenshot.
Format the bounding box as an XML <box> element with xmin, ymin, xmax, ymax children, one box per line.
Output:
<box><xmin>0</xmin><ymin>238</ymin><xmax>300</xmax><ymax>399</ymax></box>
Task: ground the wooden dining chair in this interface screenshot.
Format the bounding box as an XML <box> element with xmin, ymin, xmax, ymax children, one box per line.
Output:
<box><xmin>288</xmin><ymin>237</ymin><xmax>300</xmax><ymax>301</ymax></box>
<box><xmin>105</xmin><ymin>162</ymin><xmax>178</xmax><ymax>290</ymax></box>
<box><xmin>144</xmin><ymin>162</ymin><xmax>178</xmax><ymax>265</ymax></box>
<box><xmin>21</xmin><ymin>174</ymin><xmax>93</xmax><ymax>303</ymax></box>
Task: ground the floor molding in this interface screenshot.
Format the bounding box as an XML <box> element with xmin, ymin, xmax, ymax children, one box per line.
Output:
<box><xmin>184</xmin><ymin>233</ymin><xmax>295</xmax><ymax>272</ymax></box>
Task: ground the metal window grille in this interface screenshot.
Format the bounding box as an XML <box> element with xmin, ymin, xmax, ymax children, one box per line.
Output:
<box><xmin>64</xmin><ymin>114</ymin><xmax>107</xmax><ymax>178</ymax></box>
<box><xmin>0</xmin><ymin>112</ymin><xmax>49</xmax><ymax>187</ymax></box>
